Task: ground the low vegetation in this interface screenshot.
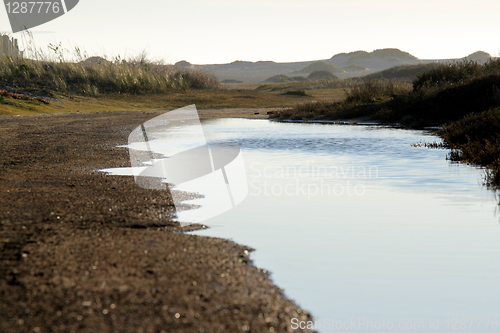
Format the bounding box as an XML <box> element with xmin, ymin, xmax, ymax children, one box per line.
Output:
<box><xmin>274</xmin><ymin>80</ymin><xmax>412</xmax><ymax>121</ymax></box>
<box><xmin>0</xmin><ymin>55</ymin><xmax>219</xmax><ymax>97</ymax></box>
<box><xmin>280</xmin><ymin>90</ymin><xmax>309</xmax><ymax>96</ymax></box>
<box><xmin>439</xmin><ymin>108</ymin><xmax>500</xmax><ymax>187</ymax></box>
<box><xmin>412</xmin><ymin>60</ymin><xmax>500</xmax><ymax>91</ymax></box>
<box><xmin>345</xmin><ymin>80</ymin><xmax>410</xmax><ymax>103</ymax></box>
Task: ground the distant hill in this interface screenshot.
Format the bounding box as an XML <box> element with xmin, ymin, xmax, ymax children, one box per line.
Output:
<box><xmin>174</xmin><ymin>60</ymin><xmax>194</xmax><ymax>68</ymax></box>
<box><xmin>325</xmin><ymin>48</ymin><xmax>420</xmax><ymax>71</ymax></box>
<box><xmin>307</xmin><ymin>70</ymin><xmax>338</xmax><ymax>81</ymax></box>
<box><xmin>463</xmin><ymin>51</ymin><xmax>492</xmax><ymax>63</ymax></box>
<box><xmin>264</xmin><ymin>74</ymin><xmax>295</xmax><ymax>83</ymax></box>
<box><xmin>343</xmin><ymin>64</ymin><xmax>367</xmax><ymax>72</ymax></box>
<box><xmin>198</xmin><ymin>49</ymin><xmax>495</xmax><ymax>83</ymax></box>
<box><xmin>294</xmin><ymin>61</ymin><xmax>344</xmax><ymax>74</ymax></box>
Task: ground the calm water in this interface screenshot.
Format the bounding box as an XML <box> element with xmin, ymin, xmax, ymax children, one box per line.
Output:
<box><xmin>104</xmin><ymin>118</ymin><xmax>500</xmax><ymax>332</ymax></box>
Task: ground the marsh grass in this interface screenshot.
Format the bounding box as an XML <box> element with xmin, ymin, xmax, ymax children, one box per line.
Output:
<box><xmin>345</xmin><ymin>80</ymin><xmax>411</xmax><ymax>104</ymax></box>
<box><xmin>439</xmin><ymin>108</ymin><xmax>500</xmax><ymax>187</ymax></box>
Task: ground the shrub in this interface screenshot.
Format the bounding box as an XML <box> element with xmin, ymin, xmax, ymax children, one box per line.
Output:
<box><xmin>413</xmin><ymin>59</ymin><xmax>500</xmax><ymax>91</ymax></box>
<box><xmin>280</xmin><ymin>90</ymin><xmax>309</xmax><ymax>96</ymax></box>
<box><xmin>345</xmin><ymin>80</ymin><xmax>410</xmax><ymax>104</ymax></box>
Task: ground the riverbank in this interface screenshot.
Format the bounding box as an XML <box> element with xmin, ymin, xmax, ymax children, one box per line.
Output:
<box><xmin>0</xmin><ymin>111</ymin><xmax>313</xmax><ymax>333</ymax></box>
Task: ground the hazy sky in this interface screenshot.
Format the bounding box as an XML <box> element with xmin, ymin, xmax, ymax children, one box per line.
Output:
<box><xmin>1</xmin><ymin>0</ymin><xmax>499</xmax><ymax>64</ymax></box>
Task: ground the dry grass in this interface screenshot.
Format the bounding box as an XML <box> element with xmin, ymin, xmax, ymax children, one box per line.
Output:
<box><xmin>345</xmin><ymin>80</ymin><xmax>411</xmax><ymax>103</ymax></box>
<box><xmin>0</xmin><ymin>56</ymin><xmax>219</xmax><ymax>96</ymax></box>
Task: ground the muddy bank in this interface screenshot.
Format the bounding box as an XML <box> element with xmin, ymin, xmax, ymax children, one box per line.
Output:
<box><xmin>0</xmin><ymin>110</ymin><xmax>313</xmax><ymax>332</ymax></box>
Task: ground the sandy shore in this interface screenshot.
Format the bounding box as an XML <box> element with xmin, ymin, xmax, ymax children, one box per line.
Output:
<box><xmin>0</xmin><ymin>110</ymin><xmax>313</xmax><ymax>332</ymax></box>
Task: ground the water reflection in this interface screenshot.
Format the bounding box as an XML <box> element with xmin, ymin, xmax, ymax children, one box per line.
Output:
<box><xmin>191</xmin><ymin>118</ymin><xmax>500</xmax><ymax>332</ymax></box>
<box><xmin>101</xmin><ymin>118</ymin><xmax>500</xmax><ymax>332</ymax></box>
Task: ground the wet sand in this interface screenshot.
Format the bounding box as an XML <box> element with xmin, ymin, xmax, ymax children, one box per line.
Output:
<box><xmin>0</xmin><ymin>110</ymin><xmax>313</xmax><ymax>332</ymax></box>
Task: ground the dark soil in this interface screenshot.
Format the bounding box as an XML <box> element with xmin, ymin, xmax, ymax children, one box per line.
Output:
<box><xmin>0</xmin><ymin>110</ymin><xmax>313</xmax><ymax>333</ymax></box>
